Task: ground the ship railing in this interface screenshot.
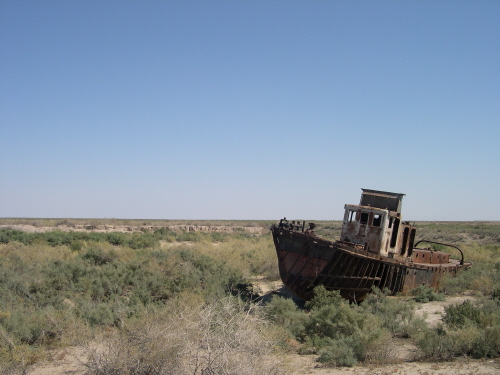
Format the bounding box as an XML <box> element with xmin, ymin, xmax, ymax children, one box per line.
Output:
<box><xmin>413</xmin><ymin>240</ymin><xmax>464</xmax><ymax>266</ymax></box>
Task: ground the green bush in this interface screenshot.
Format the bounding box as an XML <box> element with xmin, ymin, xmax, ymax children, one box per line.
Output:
<box><xmin>317</xmin><ymin>339</ymin><xmax>357</xmax><ymax>367</ymax></box>
<box><xmin>79</xmin><ymin>302</ymin><xmax>117</xmax><ymax>326</ymax></box>
<box><xmin>440</xmin><ymin>263</ymin><xmax>493</xmax><ymax>295</ymax></box>
<box><xmin>410</xmin><ymin>285</ymin><xmax>445</xmax><ymax>303</ymax></box>
<box><xmin>106</xmin><ymin>233</ymin><xmax>126</xmax><ymax>246</ymax></box>
<box><xmin>473</xmin><ymin>325</ymin><xmax>500</xmax><ymax>358</ymax></box>
<box><xmin>265</xmin><ymin>286</ymin><xmax>395</xmax><ymax>365</ymax></box>
<box><xmin>417</xmin><ymin>321</ymin><xmax>500</xmax><ymax>360</ymax></box>
<box><xmin>0</xmin><ymin>229</ymin><xmax>30</xmax><ymax>245</ymax></box>
<box><xmin>362</xmin><ymin>287</ymin><xmax>424</xmax><ymax>338</ymax></box>
<box><xmin>443</xmin><ymin>300</ymin><xmax>481</xmax><ymax>328</ymax></box>
<box><xmin>82</xmin><ymin>248</ymin><xmax>117</xmax><ymax>266</ymax></box>
<box><xmin>127</xmin><ymin>233</ymin><xmax>158</xmax><ymax>249</ymax></box>
<box><xmin>305</xmin><ymin>285</ymin><xmax>344</xmax><ymax>311</ymax></box>
<box><xmin>416</xmin><ymin>298</ymin><xmax>500</xmax><ymax>359</ymax></box>
<box><xmin>70</xmin><ymin>239</ymin><xmax>85</xmax><ymax>251</ymax></box>
<box><xmin>299</xmin><ymin>287</ymin><xmax>386</xmax><ymax>363</ymax></box>
<box><xmin>265</xmin><ymin>296</ymin><xmax>307</xmax><ymax>337</ymax></box>
<box><xmin>175</xmin><ymin>231</ymin><xmax>202</xmax><ymax>242</ymax></box>
<box><xmin>416</xmin><ymin>325</ymin><xmax>455</xmax><ymax>359</ymax></box>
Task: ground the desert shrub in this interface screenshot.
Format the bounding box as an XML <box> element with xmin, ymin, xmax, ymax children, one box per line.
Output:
<box><xmin>127</xmin><ymin>233</ymin><xmax>158</xmax><ymax>249</ymax></box>
<box><xmin>304</xmin><ymin>302</ymin><xmax>383</xmax><ymax>351</ymax></box>
<box><xmin>299</xmin><ymin>287</ymin><xmax>387</xmax><ymax>364</ymax></box>
<box><xmin>2</xmin><ymin>310</ymin><xmax>45</xmax><ymax>345</ymax></box>
<box><xmin>445</xmin><ymin>298</ymin><xmax>500</xmax><ymax>329</ymax></box>
<box><xmin>79</xmin><ymin>302</ymin><xmax>118</xmax><ymax>327</ymax></box>
<box><xmin>440</xmin><ymin>244</ymin><xmax>500</xmax><ymax>296</ymax></box>
<box><xmin>440</xmin><ymin>262</ymin><xmax>493</xmax><ymax>295</ymax></box>
<box><xmin>209</xmin><ymin>231</ymin><xmax>226</xmax><ymax>242</ymax></box>
<box><xmin>70</xmin><ymin>239</ymin><xmax>85</xmax><ymax>251</ymax></box>
<box><xmin>0</xmin><ymin>304</ymin><xmax>82</xmax><ymax>349</ymax></box>
<box><xmin>305</xmin><ymin>285</ymin><xmax>344</xmax><ymax>310</ymax></box>
<box><xmin>0</xmin><ymin>360</ymin><xmax>29</xmax><ymax>375</ymax></box>
<box><xmin>44</xmin><ymin>231</ymin><xmax>73</xmax><ymax>246</ymax></box>
<box><xmin>362</xmin><ymin>287</ymin><xmax>425</xmax><ymax>338</ymax></box>
<box><xmin>317</xmin><ymin>338</ymin><xmax>358</xmax><ymax>367</ymax></box>
<box><xmin>105</xmin><ymin>232</ymin><xmax>126</xmax><ymax>246</ymax></box>
<box><xmin>265</xmin><ymin>286</ymin><xmax>396</xmax><ymax>365</ymax></box>
<box><xmin>0</xmin><ymin>229</ymin><xmax>31</xmax><ymax>245</ymax></box>
<box><xmin>172</xmin><ymin>248</ymin><xmax>245</xmax><ymax>297</ymax></box>
<box><xmin>473</xmin><ymin>325</ymin><xmax>500</xmax><ymax>358</ymax></box>
<box><xmin>443</xmin><ymin>300</ymin><xmax>481</xmax><ymax>328</ymax></box>
<box><xmin>492</xmin><ymin>285</ymin><xmax>500</xmax><ymax>302</ymax></box>
<box><xmin>305</xmin><ymin>303</ymin><xmax>361</xmax><ymax>339</ymax></box>
<box><xmin>416</xmin><ymin>298</ymin><xmax>500</xmax><ymax>360</ymax></box>
<box><xmin>81</xmin><ymin>248</ymin><xmax>117</xmax><ymax>266</ymax></box>
<box><xmin>84</xmin><ymin>296</ymin><xmax>284</xmax><ymax>375</ymax></box>
<box><xmin>175</xmin><ymin>230</ymin><xmax>203</xmax><ymax>242</ymax></box>
<box><xmin>265</xmin><ymin>296</ymin><xmax>307</xmax><ymax>337</ymax></box>
<box><xmin>153</xmin><ymin>227</ymin><xmax>170</xmax><ymax>236</ymax></box>
<box><xmin>416</xmin><ymin>325</ymin><xmax>455</xmax><ymax>359</ymax></box>
<box><xmin>450</xmin><ymin>320</ymin><xmax>500</xmax><ymax>359</ymax></box>
<box><xmin>417</xmin><ymin>321</ymin><xmax>500</xmax><ymax>360</ymax></box>
<box><xmin>410</xmin><ymin>285</ymin><xmax>445</xmax><ymax>303</ymax></box>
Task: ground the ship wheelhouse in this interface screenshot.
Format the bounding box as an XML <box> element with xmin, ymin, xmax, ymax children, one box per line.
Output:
<box><xmin>340</xmin><ymin>189</ymin><xmax>416</xmax><ymax>259</ymax></box>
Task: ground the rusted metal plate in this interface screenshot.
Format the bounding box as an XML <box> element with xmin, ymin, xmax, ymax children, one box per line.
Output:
<box><xmin>412</xmin><ymin>249</ymin><xmax>450</xmax><ymax>264</ymax></box>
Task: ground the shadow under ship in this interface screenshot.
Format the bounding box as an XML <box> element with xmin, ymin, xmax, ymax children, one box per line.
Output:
<box><xmin>271</xmin><ymin>189</ymin><xmax>471</xmax><ymax>302</ymax></box>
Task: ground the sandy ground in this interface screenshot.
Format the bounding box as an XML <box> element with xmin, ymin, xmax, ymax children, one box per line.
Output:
<box><xmin>25</xmin><ymin>347</ymin><xmax>500</xmax><ymax>375</ymax></box>
<box><xmin>24</xmin><ymin>292</ymin><xmax>499</xmax><ymax>375</ymax></box>
<box><xmin>26</xmin><ymin>347</ymin><xmax>86</xmax><ymax>375</ymax></box>
<box><xmin>288</xmin><ymin>355</ymin><xmax>500</xmax><ymax>375</ymax></box>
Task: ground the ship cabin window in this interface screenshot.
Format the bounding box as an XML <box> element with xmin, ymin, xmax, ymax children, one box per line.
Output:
<box><xmin>348</xmin><ymin>210</ymin><xmax>357</xmax><ymax>223</ymax></box>
<box><xmin>360</xmin><ymin>212</ymin><xmax>369</xmax><ymax>225</ymax></box>
<box><xmin>400</xmin><ymin>227</ymin><xmax>410</xmax><ymax>256</ymax></box>
<box><xmin>373</xmin><ymin>214</ymin><xmax>382</xmax><ymax>227</ymax></box>
<box><xmin>390</xmin><ymin>218</ymin><xmax>400</xmax><ymax>248</ymax></box>
<box><xmin>408</xmin><ymin>228</ymin><xmax>416</xmax><ymax>257</ymax></box>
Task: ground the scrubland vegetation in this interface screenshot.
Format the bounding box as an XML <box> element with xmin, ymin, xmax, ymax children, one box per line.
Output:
<box><xmin>0</xmin><ymin>220</ymin><xmax>499</xmax><ymax>374</ymax></box>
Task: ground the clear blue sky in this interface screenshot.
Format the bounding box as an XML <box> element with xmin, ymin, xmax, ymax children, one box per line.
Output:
<box><xmin>1</xmin><ymin>1</ymin><xmax>499</xmax><ymax>221</ymax></box>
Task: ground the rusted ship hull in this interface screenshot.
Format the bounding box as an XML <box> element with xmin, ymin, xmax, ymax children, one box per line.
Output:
<box><xmin>271</xmin><ymin>225</ymin><xmax>468</xmax><ymax>302</ymax></box>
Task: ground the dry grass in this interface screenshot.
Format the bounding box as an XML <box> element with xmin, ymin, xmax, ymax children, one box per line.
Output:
<box><xmin>84</xmin><ymin>295</ymin><xmax>285</xmax><ymax>375</ymax></box>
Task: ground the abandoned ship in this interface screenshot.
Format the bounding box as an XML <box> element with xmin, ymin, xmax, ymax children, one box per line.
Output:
<box><xmin>271</xmin><ymin>189</ymin><xmax>470</xmax><ymax>302</ymax></box>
